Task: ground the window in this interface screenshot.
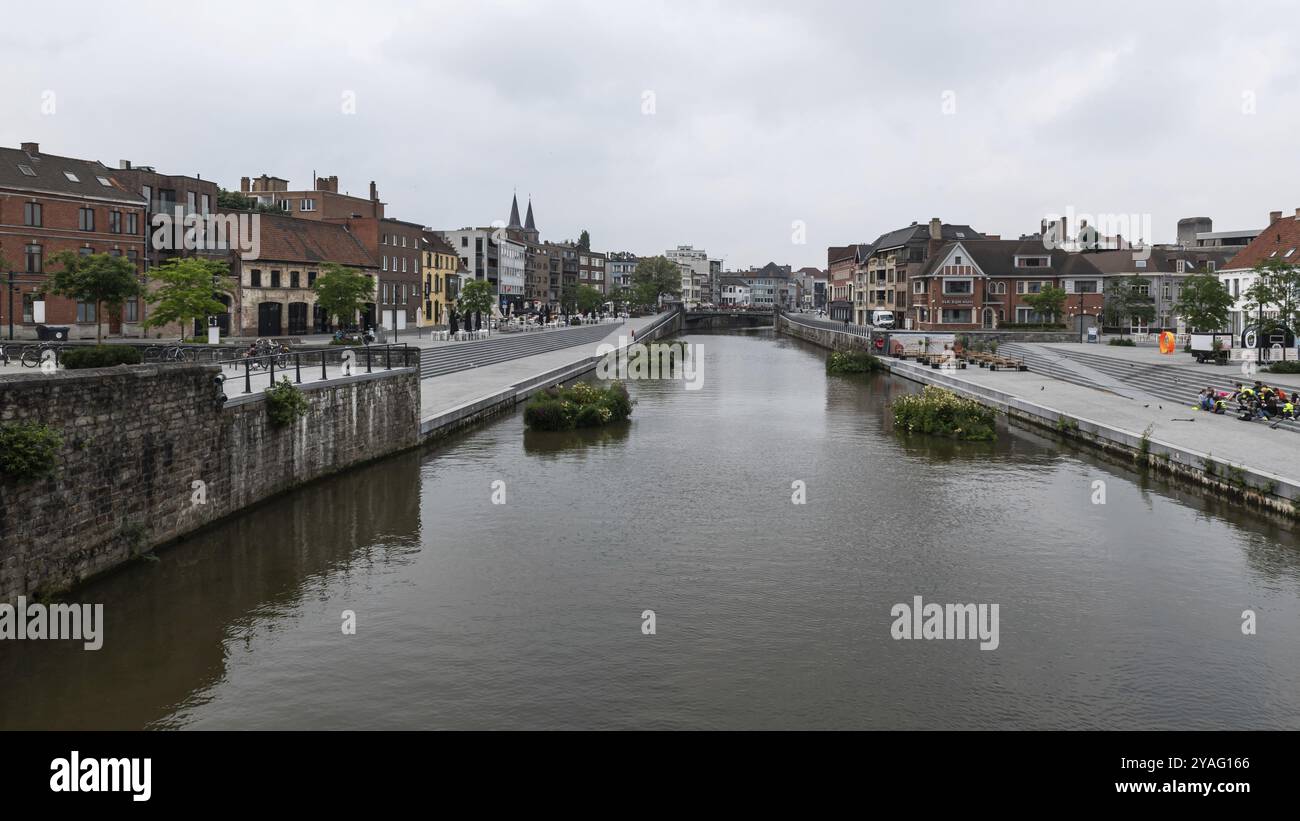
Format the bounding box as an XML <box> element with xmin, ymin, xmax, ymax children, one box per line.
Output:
<box><xmin>1175</xmin><ymin>259</ymin><xmax>1186</xmax><ymax>274</ymax></box>
<box><xmin>97</xmin><ymin>176</ymin><xmax>112</xmax><ymax>187</ymax></box>
<box><xmin>127</xmin><ymin>250</ymin><xmax>138</xmax><ymax>265</ymax></box>
<box><xmin>270</xmin><ymin>270</ymin><xmax>281</xmax><ymax>288</ymax></box>
<box><xmin>1133</xmin><ymin>282</ymin><xmax>1150</xmax><ymax>297</ymax></box>
<box><xmin>1162</xmin><ymin>283</ymin><xmax>1171</xmax><ymax>300</ymax></box>
<box><xmin>24</xmin><ymin>202</ymin><xmax>41</xmax><ymax>226</ymax></box>
<box><xmin>79</xmin><ymin>207</ymin><xmax>95</xmax><ymax>231</ymax></box>
<box><xmin>941</xmin><ymin>308</ymin><xmax>972</xmax><ymax>324</ymax></box>
<box><xmin>278</xmin><ymin>199</ymin><xmax>290</xmax><ymax>212</ymax></box>
<box><xmin>290</xmin><ymin>271</ymin><xmax>300</xmax><ymax>288</ymax></box>
<box><xmin>1286</xmin><ymin>248</ymin><xmax>1296</xmax><ymax>258</ymax></box>
<box><xmin>383</xmin><ymin>256</ymin><xmax>389</xmax><ymax>271</ymax></box>
<box><xmin>954</xmin><ymin>256</ymin><xmax>962</xmax><ymax>265</ymax></box>
<box><xmin>1017</xmin><ymin>256</ymin><xmax>1048</xmax><ymax>267</ymax></box>
<box><xmin>201</xmin><ymin>194</ymin><xmax>210</xmax><ymax>214</ymax></box>
<box><xmin>79</xmin><ymin>247</ymin><xmax>93</xmax><ymax>256</ymax></box>
<box><xmin>125</xmin><ymin>297</ymin><xmax>139</xmax><ymax>323</ymax></box>
<box><xmin>142</xmin><ymin>185</ymin><xmax>152</xmax><ymax>202</ymax></box>
<box><xmin>127</xmin><ymin>212</ymin><xmax>138</xmax><ymax>234</ymax></box>
<box><xmin>110</xmin><ymin>210</ymin><xmax>121</xmax><ymax>233</ymax></box>
<box><xmin>308</xmin><ymin>271</ymin><xmax>317</xmax><ymax>287</ymax></box>
<box><xmin>76</xmin><ymin>301</ymin><xmax>96</xmax><ymax>322</ymax></box>
<box><xmin>64</xmin><ymin>170</ymin><xmax>80</xmax><ymax>183</ymax></box>
<box><xmin>943</xmin><ymin>279</ymin><xmax>972</xmax><ymax>295</ymax></box>
<box><xmin>1135</xmin><ymin>259</ymin><xmax>1147</xmax><ymax>268</ymax></box>
<box><xmin>250</xmin><ymin>269</ymin><xmax>262</xmax><ymax>287</ymax></box>
<box><xmin>401</xmin><ymin>236</ymin><xmax>407</xmax><ymax>248</ymax></box>
<box><xmin>382</xmin><ymin>234</ymin><xmax>388</xmax><ymax>245</ymax></box>
<box><xmin>461</xmin><ymin>236</ymin><xmax>468</xmax><ymax>247</ymax></box>
<box><xmin>402</xmin><ymin>258</ymin><xmax>407</xmax><ymax>273</ymax></box>
<box><xmin>25</xmin><ymin>244</ymin><xmax>42</xmax><ymax>273</ymax></box>
<box><xmin>1207</xmin><ymin>261</ymin><xmax>1216</xmax><ymax>272</ymax></box>
<box><xmin>18</xmin><ymin>164</ymin><xmax>36</xmax><ymax>176</ymax></box>
<box><xmin>300</xmin><ymin>198</ymin><xmax>316</xmax><ymax>212</ymax></box>
<box><xmin>187</xmin><ymin>192</ymin><xmax>197</xmax><ymax>213</ymax></box>
<box><xmin>23</xmin><ymin>293</ymin><xmax>40</xmax><ymax>322</ymax></box>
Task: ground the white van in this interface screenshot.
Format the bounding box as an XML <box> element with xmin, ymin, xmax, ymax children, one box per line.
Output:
<box><xmin>871</xmin><ymin>311</ymin><xmax>896</xmax><ymax>328</ymax></box>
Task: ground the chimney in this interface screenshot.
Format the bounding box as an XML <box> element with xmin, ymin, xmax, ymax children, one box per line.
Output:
<box><xmin>119</xmin><ymin>160</ymin><xmax>132</xmax><ymax>170</ymax></box>
<box><xmin>1270</xmin><ymin>210</ymin><xmax>1282</xmax><ymax>223</ymax></box>
<box><xmin>21</xmin><ymin>142</ymin><xmax>38</xmax><ymax>154</ymax></box>
<box><xmin>369</xmin><ymin>181</ymin><xmax>378</xmax><ymax>201</ymax></box>
<box><xmin>1295</xmin><ymin>208</ymin><xmax>1300</xmax><ymax>219</ymax></box>
<box><xmin>1040</xmin><ymin>219</ymin><xmax>1047</xmax><ymax>236</ymax></box>
<box><xmin>928</xmin><ymin>217</ymin><xmax>942</xmax><ymax>240</ymax></box>
<box><xmin>240</xmin><ymin>176</ymin><xmax>251</xmax><ymax>193</ymax></box>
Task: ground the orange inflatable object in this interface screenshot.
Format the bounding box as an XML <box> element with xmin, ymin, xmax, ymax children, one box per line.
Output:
<box><xmin>1158</xmin><ymin>331</ymin><xmax>1176</xmax><ymax>354</ymax></box>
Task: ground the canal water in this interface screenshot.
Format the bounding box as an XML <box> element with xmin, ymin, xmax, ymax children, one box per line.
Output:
<box><xmin>4</xmin><ymin>330</ymin><xmax>1299</xmax><ymax>730</ymax></box>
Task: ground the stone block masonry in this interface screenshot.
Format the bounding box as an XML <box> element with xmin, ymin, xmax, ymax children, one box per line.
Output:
<box><xmin>0</xmin><ymin>363</ymin><xmax>419</xmax><ymax>601</ymax></box>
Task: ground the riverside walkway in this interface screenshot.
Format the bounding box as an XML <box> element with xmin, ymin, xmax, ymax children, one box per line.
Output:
<box><xmin>419</xmin><ymin>312</ymin><xmax>671</xmax><ymax>431</ymax></box>
<box><xmin>780</xmin><ymin>313</ymin><xmax>1300</xmax><ymax>507</ymax></box>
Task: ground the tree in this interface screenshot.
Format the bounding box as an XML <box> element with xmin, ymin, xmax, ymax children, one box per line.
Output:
<box><xmin>631</xmin><ymin>256</ymin><xmax>682</xmax><ymax>308</ymax></box>
<box><xmin>576</xmin><ymin>284</ymin><xmax>604</xmax><ymax>314</ymax></box>
<box><xmin>560</xmin><ymin>282</ymin><xmax>577</xmax><ymax>314</ymax></box>
<box><xmin>48</xmin><ymin>252</ymin><xmax>141</xmax><ymax>343</ymax></box>
<box><xmin>1173</xmin><ymin>272</ymin><xmax>1233</xmax><ymax>332</ymax></box>
<box><xmin>577</xmin><ymin>230</ymin><xmax>590</xmax><ymax>252</ymax></box>
<box><xmin>456</xmin><ymin>278</ymin><xmax>495</xmax><ymax>325</ymax></box>
<box><xmin>143</xmin><ymin>257</ymin><xmax>233</xmax><ymax>336</ymax></box>
<box><xmin>312</xmin><ymin>262</ymin><xmax>373</xmax><ymax>329</ymax></box>
<box><xmin>607</xmin><ymin>285</ymin><xmax>633</xmax><ymax>314</ymax></box>
<box><xmin>1103</xmin><ymin>275</ymin><xmax>1155</xmax><ymax>338</ymax></box>
<box><xmin>1022</xmin><ymin>285</ymin><xmax>1067</xmax><ymax>324</ymax></box>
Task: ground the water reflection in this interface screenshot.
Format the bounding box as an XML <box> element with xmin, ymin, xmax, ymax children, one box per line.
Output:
<box><xmin>523</xmin><ymin>422</ymin><xmax>631</xmax><ymax>457</ymax></box>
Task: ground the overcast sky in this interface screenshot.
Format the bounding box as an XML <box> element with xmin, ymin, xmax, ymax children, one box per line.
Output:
<box><xmin>2</xmin><ymin>0</ymin><xmax>1297</xmax><ymax>270</ymax></box>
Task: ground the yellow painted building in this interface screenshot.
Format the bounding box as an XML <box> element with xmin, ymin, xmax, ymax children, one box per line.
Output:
<box><xmin>420</xmin><ymin>233</ymin><xmax>460</xmax><ymax>327</ymax></box>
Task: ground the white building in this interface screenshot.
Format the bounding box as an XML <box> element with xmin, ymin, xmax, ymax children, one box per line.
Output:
<box><xmin>666</xmin><ymin>245</ymin><xmax>713</xmax><ymax>307</ymax></box>
<box><xmin>1217</xmin><ymin>209</ymin><xmax>1300</xmax><ymax>335</ymax></box>
<box><xmin>719</xmin><ymin>277</ymin><xmax>751</xmax><ymax>306</ymax></box>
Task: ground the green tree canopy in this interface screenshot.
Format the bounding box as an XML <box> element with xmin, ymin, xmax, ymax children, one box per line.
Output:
<box><xmin>576</xmin><ymin>284</ymin><xmax>604</xmax><ymax>314</ymax></box>
<box><xmin>631</xmin><ymin>256</ymin><xmax>683</xmax><ymax>308</ymax></box>
<box><xmin>144</xmin><ymin>257</ymin><xmax>233</xmax><ymax>334</ymax></box>
<box><xmin>577</xmin><ymin>230</ymin><xmax>590</xmax><ymax>252</ymax></box>
<box><xmin>1242</xmin><ymin>258</ymin><xmax>1300</xmax><ymax>333</ymax></box>
<box><xmin>456</xmin><ymin>277</ymin><xmax>495</xmax><ymax>320</ymax></box>
<box><xmin>560</xmin><ymin>282</ymin><xmax>577</xmax><ymax>314</ymax></box>
<box><xmin>48</xmin><ymin>251</ymin><xmax>142</xmax><ymax>343</ymax></box>
<box><xmin>1022</xmin><ymin>285</ymin><xmax>1067</xmax><ymax>324</ymax></box>
<box><xmin>1103</xmin><ymin>275</ymin><xmax>1155</xmax><ymax>337</ymax></box>
<box><xmin>1173</xmin><ymin>272</ymin><xmax>1233</xmax><ymax>332</ymax></box>
<box><xmin>311</xmin><ymin>262</ymin><xmax>374</xmax><ymax>328</ymax></box>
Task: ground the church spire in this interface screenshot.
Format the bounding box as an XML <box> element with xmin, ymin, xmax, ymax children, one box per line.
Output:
<box><xmin>508</xmin><ymin>192</ymin><xmax>522</xmax><ymax>229</ymax></box>
<box><xmin>524</xmin><ymin>197</ymin><xmax>536</xmax><ymax>232</ymax></box>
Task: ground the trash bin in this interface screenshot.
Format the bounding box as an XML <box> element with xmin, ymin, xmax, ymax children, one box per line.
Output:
<box><xmin>36</xmin><ymin>324</ymin><xmax>70</xmax><ymax>341</ymax></box>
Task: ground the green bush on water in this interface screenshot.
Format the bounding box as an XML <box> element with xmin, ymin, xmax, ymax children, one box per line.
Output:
<box><xmin>891</xmin><ymin>385</ymin><xmax>997</xmax><ymax>441</ymax></box>
<box><xmin>524</xmin><ymin>381</ymin><xmax>633</xmax><ymax>430</ymax></box>
<box><xmin>826</xmin><ymin>350</ymin><xmax>883</xmax><ymax>374</ymax></box>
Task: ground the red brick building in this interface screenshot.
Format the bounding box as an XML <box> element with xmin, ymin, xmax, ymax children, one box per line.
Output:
<box><xmin>0</xmin><ymin>142</ymin><xmax>147</xmax><ymax>339</ymax></box>
<box><xmin>910</xmin><ymin>239</ymin><xmax>1106</xmax><ymax>332</ymax></box>
<box><xmin>323</xmin><ymin>216</ymin><xmax>423</xmax><ymax>330</ymax></box>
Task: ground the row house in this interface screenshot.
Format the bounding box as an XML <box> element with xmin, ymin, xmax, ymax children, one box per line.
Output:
<box><xmin>858</xmin><ymin>219</ymin><xmax>982</xmax><ymax>327</ymax></box>
<box><xmin>666</xmin><ymin>245</ymin><xmax>713</xmax><ymax>307</ymax></box>
<box><xmin>241</xmin><ymin>173</ymin><xmax>384</xmax><ymax>221</ymax></box>
<box><xmin>0</xmin><ymin>142</ymin><xmax>147</xmax><ymax>340</ymax></box>
<box><xmin>910</xmin><ymin>239</ymin><xmax>1106</xmax><ymax>332</ymax></box>
<box><xmin>578</xmin><ymin>249</ymin><xmax>607</xmax><ymax>295</ymax></box>
<box><xmin>235</xmin><ymin>213</ymin><xmax>378</xmax><ymax>336</ymax></box>
<box><xmin>1218</xmin><ymin>208</ymin><xmax>1300</xmax><ymax>334</ymax></box>
<box><xmin>608</xmin><ymin>251</ymin><xmax>639</xmax><ymax>292</ymax></box>
<box><xmin>719</xmin><ymin>276</ymin><xmax>751</xmax><ymax>305</ymax></box>
<box><xmin>1088</xmin><ymin>246</ymin><xmax>1238</xmax><ymax>334</ymax></box>
<box><xmin>420</xmin><ymin>232</ymin><xmax>461</xmax><ymax>327</ymax></box>
<box><xmin>826</xmin><ymin>245</ymin><xmax>864</xmax><ymax>322</ymax></box>
<box><xmin>111</xmin><ymin>159</ymin><xmax>225</xmax><ymax>336</ymax></box>
<box><xmin>324</xmin><ymin>215</ymin><xmax>422</xmax><ymax>330</ymax></box>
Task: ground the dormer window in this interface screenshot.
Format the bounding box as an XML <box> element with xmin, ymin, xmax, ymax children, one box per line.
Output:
<box><xmin>1016</xmin><ymin>255</ymin><xmax>1049</xmax><ymax>268</ymax></box>
<box><xmin>64</xmin><ymin>170</ymin><xmax>80</xmax><ymax>182</ymax></box>
<box><xmin>96</xmin><ymin>176</ymin><xmax>112</xmax><ymax>187</ymax></box>
<box><xmin>18</xmin><ymin>164</ymin><xmax>36</xmax><ymax>176</ymax></box>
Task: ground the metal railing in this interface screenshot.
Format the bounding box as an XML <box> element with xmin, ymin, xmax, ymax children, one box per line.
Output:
<box><xmin>222</xmin><ymin>344</ymin><xmax>418</xmax><ymax>394</ymax></box>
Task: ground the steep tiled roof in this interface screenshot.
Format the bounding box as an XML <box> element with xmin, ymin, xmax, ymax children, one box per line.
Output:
<box><xmin>917</xmin><ymin>239</ymin><xmax>1103</xmax><ymax>278</ymax></box>
<box><xmin>0</xmin><ymin>145</ymin><xmax>145</xmax><ymax>204</ymax></box>
<box><xmin>1223</xmin><ymin>213</ymin><xmax>1300</xmax><ymax>270</ymax></box>
<box><xmin>253</xmin><ymin>213</ymin><xmax>377</xmax><ymax>267</ymax></box>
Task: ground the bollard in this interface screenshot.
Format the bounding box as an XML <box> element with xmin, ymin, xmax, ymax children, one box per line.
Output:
<box><xmin>269</xmin><ymin>355</ymin><xmax>275</xmax><ymax>384</ymax></box>
<box><xmin>244</xmin><ymin>359</ymin><xmax>251</xmax><ymax>394</ymax></box>
<box><xmin>295</xmin><ymin>352</ymin><xmax>302</xmax><ymax>384</ymax></box>
<box><xmin>321</xmin><ymin>350</ymin><xmax>327</xmax><ymax>381</ymax></box>
<box><xmin>385</xmin><ymin>345</ymin><xmax>391</xmax><ymax>370</ymax></box>
<box><xmin>366</xmin><ymin>346</ymin><xmax>372</xmax><ymax>373</ymax></box>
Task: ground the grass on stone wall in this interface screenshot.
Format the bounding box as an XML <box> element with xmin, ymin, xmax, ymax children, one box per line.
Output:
<box><xmin>0</xmin><ymin>421</ymin><xmax>63</xmax><ymax>481</ymax></box>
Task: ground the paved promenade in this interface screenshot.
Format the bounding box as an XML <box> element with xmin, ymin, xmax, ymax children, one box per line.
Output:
<box><xmin>892</xmin><ymin>355</ymin><xmax>1300</xmax><ymax>485</ymax></box>
<box><xmin>419</xmin><ymin>313</ymin><xmax>665</xmax><ymax>421</ymax></box>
